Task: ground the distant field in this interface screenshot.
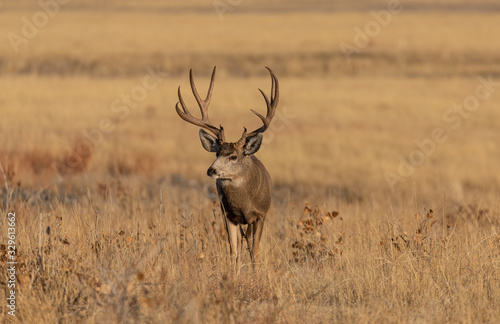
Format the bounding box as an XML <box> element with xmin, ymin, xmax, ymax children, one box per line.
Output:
<box><xmin>1</xmin><ymin>6</ymin><xmax>500</xmax><ymax>77</ymax></box>
<box><xmin>1</xmin><ymin>1</ymin><xmax>499</xmax><ymax>323</ymax></box>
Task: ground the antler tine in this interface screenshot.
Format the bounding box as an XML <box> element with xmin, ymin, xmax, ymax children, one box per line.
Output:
<box><xmin>242</xmin><ymin>67</ymin><xmax>279</xmax><ymax>140</ymax></box>
<box><xmin>189</xmin><ymin>67</ymin><xmax>216</xmax><ymax>120</ymax></box>
<box><xmin>175</xmin><ymin>67</ymin><xmax>225</xmax><ymax>141</ymax></box>
<box><xmin>267</xmin><ymin>66</ymin><xmax>279</xmax><ymax>110</ymax></box>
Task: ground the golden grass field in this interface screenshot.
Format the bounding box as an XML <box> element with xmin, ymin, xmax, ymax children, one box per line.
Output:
<box><xmin>1</xmin><ymin>0</ymin><xmax>499</xmax><ymax>323</ymax></box>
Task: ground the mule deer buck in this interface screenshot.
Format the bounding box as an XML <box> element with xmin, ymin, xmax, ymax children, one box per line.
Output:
<box><xmin>175</xmin><ymin>66</ymin><xmax>279</xmax><ymax>269</ymax></box>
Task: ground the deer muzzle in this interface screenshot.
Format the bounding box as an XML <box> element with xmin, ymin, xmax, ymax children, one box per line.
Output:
<box><xmin>207</xmin><ymin>166</ymin><xmax>217</xmax><ymax>178</ymax></box>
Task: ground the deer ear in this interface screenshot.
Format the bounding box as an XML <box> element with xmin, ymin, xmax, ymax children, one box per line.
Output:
<box><xmin>243</xmin><ymin>134</ymin><xmax>263</xmax><ymax>155</ymax></box>
<box><xmin>199</xmin><ymin>129</ymin><xmax>219</xmax><ymax>152</ymax></box>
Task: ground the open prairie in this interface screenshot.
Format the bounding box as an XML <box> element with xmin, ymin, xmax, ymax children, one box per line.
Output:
<box><xmin>1</xmin><ymin>0</ymin><xmax>499</xmax><ymax>323</ymax></box>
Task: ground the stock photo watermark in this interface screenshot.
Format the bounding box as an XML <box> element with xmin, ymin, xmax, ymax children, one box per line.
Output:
<box><xmin>7</xmin><ymin>0</ymin><xmax>69</xmax><ymax>54</ymax></box>
<box><xmin>213</xmin><ymin>0</ymin><xmax>243</xmax><ymax>21</ymax></box>
<box><xmin>385</xmin><ymin>75</ymin><xmax>500</xmax><ymax>191</ymax></box>
<box><xmin>6</xmin><ymin>212</ymin><xmax>17</xmax><ymax>317</ymax></box>
<box><xmin>52</xmin><ymin>66</ymin><xmax>167</xmax><ymax>177</ymax></box>
<box><xmin>262</xmin><ymin>106</ymin><xmax>295</xmax><ymax>145</ymax></box>
<box><xmin>339</xmin><ymin>0</ymin><xmax>409</xmax><ymax>63</ymax></box>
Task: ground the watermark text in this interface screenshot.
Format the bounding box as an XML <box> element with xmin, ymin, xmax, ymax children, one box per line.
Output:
<box><xmin>6</xmin><ymin>212</ymin><xmax>17</xmax><ymax>316</ymax></box>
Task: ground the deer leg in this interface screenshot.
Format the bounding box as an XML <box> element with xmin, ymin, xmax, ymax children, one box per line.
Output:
<box><xmin>245</xmin><ymin>223</ymin><xmax>255</xmax><ymax>260</ymax></box>
<box><xmin>237</xmin><ymin>225</ymin><xmax>242</xmax><ymax>270</ymax></box>
<box><xmin>251</xmin><ymin>218</ymin><xmax>265</xmax><ymax>265</ymax></box>
<box><xmin>227</xmin><ymin>221</ymin><xmax>241</xmax><ymax>271</ymax></box>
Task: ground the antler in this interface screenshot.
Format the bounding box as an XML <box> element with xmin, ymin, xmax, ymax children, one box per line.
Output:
<box><xmin>238</xmin><ymin>67</ymin><xmax>279</xmax><ymax>143</ymax></box>
<box><xmin>175</xmin><ymin>67</ymin><xmax>225</xmax><ymax>141</ymax></box>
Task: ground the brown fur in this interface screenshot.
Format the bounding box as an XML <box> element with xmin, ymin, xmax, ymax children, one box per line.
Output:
<box><xmin>175</xmin><ymin>66</ymin><xmax>279</xmax><ymax>270</ymax></box>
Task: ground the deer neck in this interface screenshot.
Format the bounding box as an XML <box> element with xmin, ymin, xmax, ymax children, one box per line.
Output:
<box><xmin>217</xmin><ymin>156</ymin><xmax>261</xmax><ymax>189</ymax></box>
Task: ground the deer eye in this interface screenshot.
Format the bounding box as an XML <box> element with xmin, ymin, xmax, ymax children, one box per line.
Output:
<box><xmin>229</xmin><ymin>155</ymin><xmax>238</xmax><ymax>161</ymax></box>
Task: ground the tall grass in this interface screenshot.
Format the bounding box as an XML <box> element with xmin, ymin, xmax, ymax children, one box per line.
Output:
<box><xmin>1</xmin><ymin>1</ymin><xmax>500</xmax><ymax>322</ymax></box>
<box><xmin>1</xmin><ymin>173</ymin><xmax>498</xmax><ymax>323</ymax></box>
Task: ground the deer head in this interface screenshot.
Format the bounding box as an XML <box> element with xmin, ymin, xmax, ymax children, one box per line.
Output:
<box><xmin>175</xmin><ymin>67</ymin><xmax>279</xmax><ymax>182</ymax></box>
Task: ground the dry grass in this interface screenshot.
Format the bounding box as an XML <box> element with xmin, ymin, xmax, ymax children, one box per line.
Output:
<box><xmin>1</xmin><ymin>175</ymin><xmax>499</xmax><ymax>323</ymax></box>
<box><xmin>1</xmin><ymin>1</ymin><xmax>500</xmax><ymax>323</ymax></box>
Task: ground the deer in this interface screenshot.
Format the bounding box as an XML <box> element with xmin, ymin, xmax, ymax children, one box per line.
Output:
<box><xmin>175</xmin><ymin>66</ymin><xmax>279</xmax><ymax>270</ymax></box>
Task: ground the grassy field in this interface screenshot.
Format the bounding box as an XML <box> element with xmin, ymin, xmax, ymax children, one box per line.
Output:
<box><xmin>1</xmin><ymin>1</ymin><xmax>499</xmax><ymax>323</ymax></box>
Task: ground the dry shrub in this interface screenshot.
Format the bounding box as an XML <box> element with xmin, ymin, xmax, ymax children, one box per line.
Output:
<box><xmin>0</xmin><ymin>136</ymin><xmax>94</xmax><ymax>186</ymax></box>
<box><xmin>25</xmin><ymin>151</ymin><xmax>55</xmax><ymax>176</ymax></box>
<box><xmin>291</xmin><ymin>203</ymin><xmax>343</xmax><ymax>265</ymax></box>
<box><xmin>380</xmin><ymin>209</ymin><xmax>441</xmax><ymax>257</ymax></box>
<box><xmin>106</xmin><ymin>154</ymin><xmax>157</xmax><ymax>177</ymax></box>
<box><xmin>55</xmin><ymin>137</ymin><xmax>94</xmax><ymax>176</ymax></box>
<box><xmin>0</xmin><ymin>150</ymin><xmax>56</xmax><ymax>190</ymax></box>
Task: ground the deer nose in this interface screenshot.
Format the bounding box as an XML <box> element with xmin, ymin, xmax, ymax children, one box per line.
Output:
<box><xmin>207</xmin><ymin>167</ymin><xmax>216</xmax><ymax>177</ymax></box>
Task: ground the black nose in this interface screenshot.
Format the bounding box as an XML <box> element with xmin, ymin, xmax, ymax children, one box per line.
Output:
<box><xmin>207</xmin><ymin>167</ymin><xmax>216</xmax><ymax>177</ymax></box>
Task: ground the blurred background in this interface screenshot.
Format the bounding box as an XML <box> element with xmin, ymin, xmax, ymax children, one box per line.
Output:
<box><xmin>1</xmin><ymin>0</ymin><xmax>499</xmax><ymax>205</ymax></box>
<box><xmin>1</xmin><ymin>1</ymin><xmax>500</xmax><ymax>322</ymax></box>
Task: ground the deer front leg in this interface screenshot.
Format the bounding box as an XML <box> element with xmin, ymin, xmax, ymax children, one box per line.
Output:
<box><xmin>245</xmin><ymin>223</ymin><xmax>255</xmax><ymax>260</ymax></box>
<box><xmin>252</xmin><ymin>217</ymin><xmax>265</xmax><ymax>264</ymax></box>
<box><xmin>246</xmin><ymin>217</ymin><xmax>265</xmax><ymax>266</ymax></box>
<box><xmin>227</xmin><ymin>221</ymin><xmax>242</xmax><ymax>271</ymax></box>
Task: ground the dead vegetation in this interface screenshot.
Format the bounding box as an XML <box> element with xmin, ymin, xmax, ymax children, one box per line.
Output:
<box><xmin>1</xmin><ymin>0</ymin><xmax>500</xmax><ymax>323</ymax></box>
<box><xmin>1</xmin><ymin>175</ymin><xmax>498</xmax><ymax>323</ymax></box>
